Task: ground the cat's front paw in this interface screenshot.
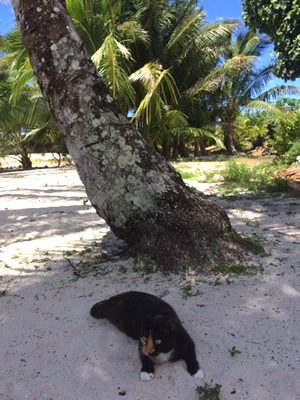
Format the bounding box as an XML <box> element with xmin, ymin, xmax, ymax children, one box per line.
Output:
<box><xmin>140</xmin><ymin>371</ymin><xmax>154</xmax><ymax>381</ymax></box>
<box><xmin>192</xmin><ymin>368</ymin><xmax>205</xmax><ymax>379</ymax></box>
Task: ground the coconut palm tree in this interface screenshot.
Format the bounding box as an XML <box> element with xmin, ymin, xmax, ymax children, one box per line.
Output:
<box><xmin>123</xmin><ymin>0</ymin><xmax>236</xmax><ymax>155</ymax></box>
<box><xmin>210</xmin><ymin>30</ymin><xmax>300</xmax><ymax>154</ymax></box>
<box><xmin>0</xmin><ymin>81</ymin><xmax>46</xmax><ymax>168</ymax></box>
<box><xmin>2</xmin><ymin>0</ymin><xmax>236</xmax><ymax>158</ymax></box>
<box><xmin>0</xmin><ymin>50</ymin><xmax>61</xmax><ymax>168</ymax></box>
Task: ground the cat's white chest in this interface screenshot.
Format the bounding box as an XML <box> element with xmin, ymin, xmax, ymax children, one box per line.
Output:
<box><xmin>150</xmin><ymin>350</ymin><xmax>173</xmax><ymax>364</ymax></box>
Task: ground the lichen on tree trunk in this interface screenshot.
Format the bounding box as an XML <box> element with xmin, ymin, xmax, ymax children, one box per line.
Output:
<box><xmin>12</xmin><ymin>0</ymin><xmax>243</xmax><ymax>272</ymax></box>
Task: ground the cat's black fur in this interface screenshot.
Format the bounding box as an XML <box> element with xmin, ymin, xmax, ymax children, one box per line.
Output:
<box><xmin>90</xmin><ymin>291</ymin><xmax>203</xmax><ymax>380</ymax></box>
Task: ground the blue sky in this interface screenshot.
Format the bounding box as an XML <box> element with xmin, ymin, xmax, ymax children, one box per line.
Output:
<box><xmin>199</xmin><ymin>0</ymin><xmax>300</xmax><ymax>91</ymax></box>
<box><xmin>200</xmin><ymin>0</ymin><xmax>242</xmax><ymax>20</ymax></box>
<box><xmin>0</xmin><ymin>3</ymin><xmax>15</xmax><ymax>35</ymax></box>
<box><xmin>1</xmin><ymin>1</ymin><xmax>299</xmax><ymax>91</ymax></box>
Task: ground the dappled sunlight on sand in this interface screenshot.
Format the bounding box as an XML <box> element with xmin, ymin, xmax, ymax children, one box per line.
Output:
<box><xmin>281</xmin><ymin>284</ymin><xmax>300</xmax><ymax>298</ymax></box>
<box><xmin>1</xmin><ymin>167</ymin><xmax>300</xmax><ymax>400</ymax></box>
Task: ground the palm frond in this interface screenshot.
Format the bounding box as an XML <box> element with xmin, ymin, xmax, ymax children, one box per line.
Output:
<box><xmin>117</xmin><ymin>20</ymin><xmax>150</xmax><ymax>46</ymax></box>
<box><xmin>186</xmin><ymin>54</ymin><xmax>257</xmax><ymax>97</ymax></box>
<box><xmin>240</xmin><ymin>35</ymin><xmax>260</xmax><ymax>56</ymax></box>
<box><xmin>197</xmin><ymin>21</ymin><xmax>238</xmax><ymax>49</ymax></box>
<box><xmin>92</xmin><ymin>34</ymin><xmax>135</xmax><ymax>112</ymax></box>
<box><xmin>71</xmin><ymin>17</ymin><xmax>98</xmax><ymax>54</ymax></box>
<box><xmin>170</xmin><ymin>127</ymin><xmax>225</xmax><ymax>149</ymax></box>
<box><xmin>257</xmin><ymin>85</ymin><xmax>300</xmax><ymax>102</ymax></box>
<box><xmin>245</xmin><ymin>100</ymin><xmax>284</xmax><ymax>117</ymax></box>
<box><xmin>130</xmin><ymin>62</ymin><xmax>178</xmax><ymax>125</ymax></box>
<box><xmin>241</xmin><ymin>65</ymin><xmax>274</xmax><ymax>98</ymax></box>
<box><xmin>165</xmin><ymin>12</ymin><xmax>205</xmax><ymax>58</ymax></box>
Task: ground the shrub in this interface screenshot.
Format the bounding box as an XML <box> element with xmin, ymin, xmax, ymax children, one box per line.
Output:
<box><xmin>272</xmin><ymin>111</ymin><xmax>300</xmax><ymax>155</ymax></box>
<box><xmin>222</xmin><ymin>161</ymin><xmax>289</xmax><ymax>193</ymax></box>
<box><xmin>223</xmin><ymin>161</ymin><xmax>254</xmax><ymax>184</ymax></box>
<box><xmin>282</xmin><ymin>141</ymin><xmax>300</xmax><ymax>165</ymax></box>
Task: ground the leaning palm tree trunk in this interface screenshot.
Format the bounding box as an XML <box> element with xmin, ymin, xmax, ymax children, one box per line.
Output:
<box><xmin>11</xmin><ymin>0</ymin><xmax>240</xmax><ymax>272</ymax></box>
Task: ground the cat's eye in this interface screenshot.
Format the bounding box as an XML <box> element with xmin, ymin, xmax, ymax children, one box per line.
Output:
<box><xmin>155</xmin><ymin>339</ymin><xmax>162</xmax><ymax>344</ymax></box>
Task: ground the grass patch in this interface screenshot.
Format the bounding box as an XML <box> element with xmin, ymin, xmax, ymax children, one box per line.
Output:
<box><xmin>132</xmin><ymin>259</ymin><xmax>156</xmax><ymax>274</ymax></box>
<box><xmin>196</xmin><ymin>383</ymin><xmax>222</xmax><ymax>400</ymax></box>
<box><xmin>118</xmin><ymin>265</ymin><xmax>128</xmax><ymax>274</ymax></box>
<box><xmin>212</xmin><ymin>261</ymin><xmax>256</xmax><ymax>276</ymax></box>
<box><xmin>71</xmin><ymin>261</ymin><xmax>111</xmax><ymax>280</ymax></box>
<box><xmin>180</xmin><ymin>284</ymin><xmax>202</xmax><ymax>299</ymax></box>
<box><xmin>78</xmin><ymin>247</ymin><xmax>93</xmax><ymax>256</ymax></box>
<box><xmin>63</xmin><ymin>249</ymin><xmax>78</xmax><ymax>257</ymax></box>
<box><xmin>230</xmin><ymin>232</ymin><xmax>266</xmax><ymax>256</ymax></box>
<box><xmin>179</xmin><ymin>170</ymin><xmax>199</xmax><ymax>180</ymax></box>
<box><xmin>173</xmin><ymin>157</ymin><xmax>290</xmax><ymax>190</ymax></box>
<box><xmin>221</xmin><ymin>161</ymin><xmax>289</xmax><ymax>194</ymax></box>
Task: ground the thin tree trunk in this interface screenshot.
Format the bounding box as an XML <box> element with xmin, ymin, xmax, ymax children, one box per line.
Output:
<box><xmin>161</xmin><ymin>135</ymin><xmax>171</xmax><ymax>160</ymax></box>
<box><xmin>172</xmin><ymin>137</ymin><xmax>179</xmax><ymax>160</ymax></box>
<box><xmin>223</xmin><ymin>123</ymin><xmax>238</xmax><ymax>155</ymax></box>
<box><xmin>178</xmin><ymin>135</ymin><xmax>188</xmax><ymax>158</ymax></box>
<box><xmin>195</xmin><ymin>137</ymin><xmax>208</xmax><ymax>157</ymax></box>
<box><xmin>194</xmin><ymin>137</ymin><xmax>200</xmax><ymax>157</ymax></box>
<box><xmin>12</xmin><ymin>0</ymin><xmax>241</xmax><ymax>272</ymax></box>
<box><xmin>19</xmin><ymin>142</ymin><xmax>32</xmax><ymax>169</ymax></box>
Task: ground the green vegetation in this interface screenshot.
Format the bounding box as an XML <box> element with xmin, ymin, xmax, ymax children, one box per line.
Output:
<box><xmin>228</xmin><ymin>346</ymin><xmax>242</xmax><ymax>357</ymax></box>
<box><xmin>178</xmin><ymin>170</ymin><xmax>200</xmax><ymax>180</ymax></box>
<box><xmin>243</xmin><ymin>0</ymin><xmax>300</xmax><ymax>80</ymax></box>
<box><xmin>132</xmin><ymin>259</ymin><xmax>156</xmax><ymax>274</ymax></box>
<box><xmin>283</xmin><ymin>142</ymin><xmax>300</xmax><ymax>165</ymax></box>
<box><xmin>71</xmin><ymin>261</ymin><xmax>111</xmax><ymax>280</ymax></box>
<box><xmin>173</xmin><ymin>158</ymin><xmax>293</xmax><ymax>195</ymax></box>
<box><xmin>1</xmin><ymin>0</ymin><xmax>299</xmax><ymax>168</ymax></box>
<box><xmin>221</xmin><ymin>161</ymin><xmax>290</xmax><ymax>194</ymax></box>
<box><xmin>229</xmin><ymin>232</ymin><xmax>266</xmax><ymax>256</ymax></box>
<box><xmin>180</xmin><ymin>284</ymin><xmax>202</xmax><ymax>299</ymax></box>
<box><xmin>212</xmin><ymin>261</ymin><xmax>256</xmax><ymax>276</ymax></box>
<box><xmin>272</xmin><ymin>108</ymin><xmax>300</xmax><ymax>157</ymax></box>
<box><xmin>196</xmin><ymin>384</ymin><xmax>222</xmax><ymax>400</ymax></box>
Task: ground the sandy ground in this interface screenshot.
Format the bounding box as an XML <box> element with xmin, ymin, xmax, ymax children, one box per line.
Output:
<box><xmin>1</xmin><ymin>167</ymin><xmax>300</xmax><ymax>400</ymax></box>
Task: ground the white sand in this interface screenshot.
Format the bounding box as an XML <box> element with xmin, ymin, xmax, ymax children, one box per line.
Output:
<box><xmin>1</xmin><ymin>167</ymin><xmax>300</xmax><ymax>400</ymax></box>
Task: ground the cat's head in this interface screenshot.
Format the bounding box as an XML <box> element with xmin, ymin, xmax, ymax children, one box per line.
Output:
<box><xmin>140</xmin><ymin>315</ymin><xmax>176</xmax><ymax>356</ymax></box>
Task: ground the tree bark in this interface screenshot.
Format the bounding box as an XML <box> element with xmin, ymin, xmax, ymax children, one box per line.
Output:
<box><xmin>223</xmin><ymin>123</ymin><xmax>238</xmax><ymax>155</ymax></box>
<box><xmin>194</xmin><ymin>137</ymin><xmax>208</xmax><ymax>157</ymax></box>
<box><xmin>194</xmin><ymin>137</ymin><xmax>200</xmax><ymax>157</ymax></box>
<box><xmin>178</xmin><ymin>135</ymin><xmax>188</xmax><ymax>158</ymax></box>
<box><xmin>161</xmin><ymin>135</ymin><xmax>171</xmax><ymax>160</ymax></box>
<box><xmin>11</xmin><ymin>0</ymin><xmax>241</xmax><ymax>272</ymax></box>
<box><xmin>171</xmin><ymin>137</ymin><xmax>179</xmax><ymax>160</ymax></box>
<box><xmin>18</xmin><ymin>135</ymin><xmax>32</xmax><ymax>169</ymax></box>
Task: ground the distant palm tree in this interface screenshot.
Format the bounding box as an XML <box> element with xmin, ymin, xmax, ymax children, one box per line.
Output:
<box><xmin>0</xmin><ymin>77</ymin><xmax>49</xmax><ymax>168</ymax></box>
<box><xmin>0</xmin><ymin>39</ymin><xmax>61</xmax><ymax>168</ymax></box>
<box><xmin>211</xmin><ymin>30</ymin><xmax>300</xmax><ymax>154</ymax></box>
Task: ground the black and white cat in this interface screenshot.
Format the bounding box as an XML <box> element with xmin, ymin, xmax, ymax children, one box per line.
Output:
<box><xmin>90</xmin><ymin>291</ymin><xmax>205</xmax><ymax>381</ymax></box>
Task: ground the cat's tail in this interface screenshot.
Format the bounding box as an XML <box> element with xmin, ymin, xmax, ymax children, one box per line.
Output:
<box><xmin>90</xmin><ymin>300</ymin><xmax>109</xmax><ymax>319</ymax></box>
